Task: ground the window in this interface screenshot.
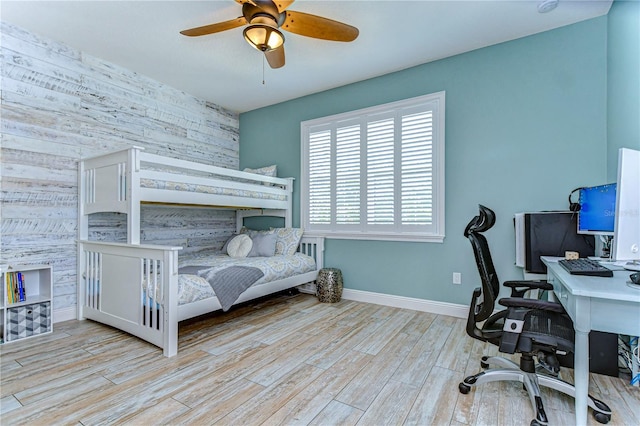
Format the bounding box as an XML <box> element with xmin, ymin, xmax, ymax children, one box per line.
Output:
<box><xmin>301</xmin><ymin>92</ymin><xmax>445</xmax><ymax>242</ymax></box>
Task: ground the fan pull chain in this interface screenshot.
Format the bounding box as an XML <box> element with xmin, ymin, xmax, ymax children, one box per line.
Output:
<box><xmin>262</xmin><ymin>54</ymin><xmax>265</xmax><ymax>85</ymax></box>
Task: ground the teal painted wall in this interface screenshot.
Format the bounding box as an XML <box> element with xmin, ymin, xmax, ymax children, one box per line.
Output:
<box><xmin>239</xmin><ymin>17</ymin><xmax>609</xmax><ymax>305</ymax></box>
<box><xmin>607</xmin><ymin>0</ymin><xmax>640</xmax><ymax>181</ymax></box>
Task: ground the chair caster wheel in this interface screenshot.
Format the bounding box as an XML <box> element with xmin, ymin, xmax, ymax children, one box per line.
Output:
<box><xmin>458</xmin><ymin>382</ymin><xmax>471</xmax><ymax>394</ymax></box>
<box><xmin>593</xmin><ymin>411</ymin><xmax>611</xmax><ymax>424</ymax></box>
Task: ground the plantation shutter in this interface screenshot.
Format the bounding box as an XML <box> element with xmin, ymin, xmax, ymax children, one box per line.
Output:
<box><xmin>302</xmin><ymin>92</ymin><xmax>445</xmax><ymax>242</ymax></box>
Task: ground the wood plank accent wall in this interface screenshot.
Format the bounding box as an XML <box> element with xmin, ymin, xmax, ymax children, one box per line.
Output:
<box><xmin>0</xmin><ymin>22</ymin><xmax>240</xmax><ymax>318</ymax></box>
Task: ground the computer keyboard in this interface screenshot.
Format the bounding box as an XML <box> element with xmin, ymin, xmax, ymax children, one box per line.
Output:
<box><xmin>558</xmin><ymin>258</ymin><xmax>614</xmax><ymax>277</ymax></box>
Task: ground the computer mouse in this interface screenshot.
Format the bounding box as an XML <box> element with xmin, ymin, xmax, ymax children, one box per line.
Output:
<box><xmin>631</xmin><ymin>272</ymin><xmax>640</xmax><ymax>284</ymax></box>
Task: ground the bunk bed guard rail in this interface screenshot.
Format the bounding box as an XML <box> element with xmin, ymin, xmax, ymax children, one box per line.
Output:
<box><xmin>79</xmin><ymin>146</ymin><xmax>294</xmax><ymax>244</ymax></box>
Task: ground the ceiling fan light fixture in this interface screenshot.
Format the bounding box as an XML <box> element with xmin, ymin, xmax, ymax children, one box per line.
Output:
<box><xmin>243</xmin><ymin>23</ymin><xmax>284</xmax><ymax>52</ymax></box>
<box><xmin>537</xmin><ymin>0</ymin><xmax>559</xmax><ymax>13</ymax></box>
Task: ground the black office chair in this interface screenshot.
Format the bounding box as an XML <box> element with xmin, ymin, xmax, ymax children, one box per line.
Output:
<box><xmin>458</xmin><ymin>205</ymin><xmax>611</xmax><ymax>426</ymax></box>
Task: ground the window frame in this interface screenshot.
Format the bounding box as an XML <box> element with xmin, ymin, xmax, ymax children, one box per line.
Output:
<box><xmin>301</xmin><ymin>91</ymin><xmax>445</xmax><ymax>243</ymax></box>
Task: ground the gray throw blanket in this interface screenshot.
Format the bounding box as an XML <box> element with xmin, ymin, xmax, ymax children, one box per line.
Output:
<box><xmin>179</xmin><ymin>265</ymin><xmax>264</xmax><ymax>311</ymax></box>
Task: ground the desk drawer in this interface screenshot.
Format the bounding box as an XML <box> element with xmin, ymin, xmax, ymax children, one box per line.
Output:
<box><xmin>547</xmin><ymin>271</ymin><xmax>576</xmax><ymax>320</ymax></box>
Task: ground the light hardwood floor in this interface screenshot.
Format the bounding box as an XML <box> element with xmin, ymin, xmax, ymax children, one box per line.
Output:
<box><xmin>1</xmin><ymin>292</ymin><xmax>639</xmax><ymax>425</ymax></box>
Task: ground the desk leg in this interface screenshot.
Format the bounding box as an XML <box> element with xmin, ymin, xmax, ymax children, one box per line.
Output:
<box><xmin>632</xmin><ymin>337</ymin><xmax>639</xmax><ymax>387</ymax></box>
<box><xmin>574</xmin><ymin>329</ymin><xmax>589</xmax><ymax>425</ymax></box>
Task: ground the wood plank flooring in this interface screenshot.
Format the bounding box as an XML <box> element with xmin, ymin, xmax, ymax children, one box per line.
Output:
<box><xmin>1</xmin><ymin>292</ymin><xmax>639</xmax><ymax>425</ymax></box>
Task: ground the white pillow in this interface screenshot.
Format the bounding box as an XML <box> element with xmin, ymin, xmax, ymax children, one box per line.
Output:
<box><xmin>221</xmin><ymin>233</ymin><xmax>239</xmax><ymax>252</ymax></box>
<box><xmin>226</xmin><ymin>234</ymin><xmax>253</xmax><ymax>258</ymax></box>
<box><xmin>243</xmin><ymin>165</ymin><xmax>277</xmax><ymax>186</ymax></box>
<box><xmin>244</xmin><ymin>164</ymin><xmax>277</xmax><ymax>177</ymax></box>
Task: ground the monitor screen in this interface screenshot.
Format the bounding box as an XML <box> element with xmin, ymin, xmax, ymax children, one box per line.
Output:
<box><xmin>612</xmin><ymin>148</ymin><xmax>640</xmax><ymax>263</ymax></box>
<box><xmin>577</xmin><ymin>183</ymin><xmax>617</xmax><ymax>235</ymax></box>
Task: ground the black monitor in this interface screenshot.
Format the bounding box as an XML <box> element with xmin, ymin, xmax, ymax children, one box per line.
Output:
<box><xmin>577</xmin><ymin>183</ymin><xmax>617</xmax><ymax>236</ymax></box>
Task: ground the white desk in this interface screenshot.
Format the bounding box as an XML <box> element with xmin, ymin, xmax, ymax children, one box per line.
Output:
<box><xmin>541</xmin><ymin>257</ymin><xmax>640</xmax><ymax>425</ymax></box>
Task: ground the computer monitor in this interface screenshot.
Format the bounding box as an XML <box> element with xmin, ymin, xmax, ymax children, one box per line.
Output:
<box><xmin>612</xmin><ymin>148</ymin><xmax>640</xmax><ymax>266</ymax></box>
<box><xmin>577</xmin><ymin>183</ymin><xmax>617</xmax><ymax>236</ymax></box>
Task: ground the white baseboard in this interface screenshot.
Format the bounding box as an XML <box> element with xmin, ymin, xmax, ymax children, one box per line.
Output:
<box><xmin>57</xmin><ymin>287</ymin><xmax>468</xmax><ymax>324</ymax></box>
<box><xmin>53</xmin><ymin>283</ymin><xmax>469</xmax><ymax>324</ymax></box>
<box><xmin>298</xmin><ymin>284</ymin><xmax>468</xmax><ymax>319</ymax></box>
<box><xmin>53</xmin><ymin>307</ymin><xmax>76</xmax><ymax>323</ymax></box>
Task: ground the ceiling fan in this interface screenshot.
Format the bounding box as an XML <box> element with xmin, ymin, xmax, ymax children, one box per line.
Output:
<box><xmin>180</xmin><ymin>0</ymin><xmax>359</xmax><ymax>69</ymax></box>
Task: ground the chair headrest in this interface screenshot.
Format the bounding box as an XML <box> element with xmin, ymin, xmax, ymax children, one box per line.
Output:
<box><xmin>464</xmin><ymin>215</ymin><xmax>480</xmax><ymax>238</ymax></box>
<box><xmin>464</xmin><ymin>204</ymin><xmax>496</xmax><ymax>236</ymax></box>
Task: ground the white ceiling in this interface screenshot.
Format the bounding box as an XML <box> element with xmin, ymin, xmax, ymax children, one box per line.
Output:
<box><xmin>1</xmin><ymin>0</ymin><xmax>612</xmax><ymax>113</ymax></box>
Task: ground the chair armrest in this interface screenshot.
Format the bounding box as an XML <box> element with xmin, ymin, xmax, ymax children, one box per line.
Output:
<box><xmin>498</xmin><ymin>297</ymin><xmax>566</xmax><ymax>313</ymax></box>
<box><xmin>503</xmin><ymin>280</ymin><xmax>553</xmax><ymax>297</ymax></box>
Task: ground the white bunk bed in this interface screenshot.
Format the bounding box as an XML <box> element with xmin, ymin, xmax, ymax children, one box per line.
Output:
<box><xmin>77</xmin><ymin>147</ymin><xmax>324</xmax><ymax>357</ymax></box>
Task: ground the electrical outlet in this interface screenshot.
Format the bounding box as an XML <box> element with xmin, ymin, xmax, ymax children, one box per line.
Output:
<box><xmin>453</xmin><ymin>272</ymin><xmax>462</xmax><ymax>285</ymax></box>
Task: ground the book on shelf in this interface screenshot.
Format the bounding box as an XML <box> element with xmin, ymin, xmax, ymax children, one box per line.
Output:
<box><xmin>5</xmin><ymin>271</ymin><xmax>12</xmax><ymax>304</ymax></box>
<box><xmin>4</xmin><ymin>271</ymin><xmax>27</xmax><ymax>304</ymax></box>
<box><xmin>17</xmin><ymin>272</ymin><xmax>26</xmax><ymax>302</ymax></box>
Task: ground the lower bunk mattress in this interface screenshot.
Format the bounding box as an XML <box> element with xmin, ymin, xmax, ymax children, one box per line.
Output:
<box><xmin>174</xmin><ymin>250</ymin><xmax>316</xmax><ymax>310</ymax></box>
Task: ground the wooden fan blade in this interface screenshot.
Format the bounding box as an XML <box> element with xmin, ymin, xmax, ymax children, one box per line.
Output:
<box><xmin>282</xmin><ymin>10</ymin><xmax>358</xmax><ymax>42</ymax></box>
<box><xmin>180</xmin><ymin>16</ymin><xmax>247</xmax><ymax>37</ymax></box>
<box><xmin>235</xmin><ymin>0</ymin><xmax>257</xmax><ymax>6</ymax></box>
<box><xmin>274</xmin><ymin>1</ymin><xmax>295</xmax><ymax>13</ymax></box>
<box><xmin>236</xmin><ymin>0</ymin><xmax>293</xmax><ymax>13</ymax></box>
<box><xmin>265</xmin><ymin>45</ymin><xmax>285</xmax><ymax>68</ymax></box>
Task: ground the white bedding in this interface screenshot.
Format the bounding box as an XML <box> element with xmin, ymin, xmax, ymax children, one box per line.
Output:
<box><xmin>177</xmin><ymin>250</ymin><xmax>316</xmax><ymax>305</ymax></box>
<box><xmin>140</xmin><ymin>178</ymin><xmax>287</xmax><ymax>202</ymax></box>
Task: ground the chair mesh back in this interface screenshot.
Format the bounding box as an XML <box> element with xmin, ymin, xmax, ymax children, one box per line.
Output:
<box><xmin>524</xmin><ymin>310</ymin><xmax>575</xmax><ymax>343</ymax></box>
